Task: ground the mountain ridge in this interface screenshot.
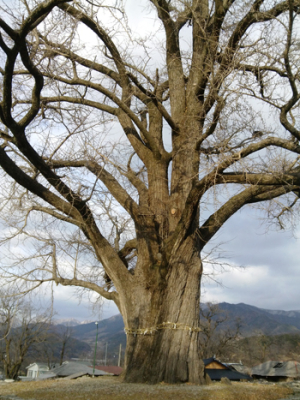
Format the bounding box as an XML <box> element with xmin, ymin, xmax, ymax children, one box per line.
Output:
<box><xmin>68</xmin><ymin>302</ymin><xmax>300</xmax><ymax>343</ymax></box>
<box><xmin>215</xmin><ymin>302</ymin><xmax>300</xmax><ymax>335</ymax></box>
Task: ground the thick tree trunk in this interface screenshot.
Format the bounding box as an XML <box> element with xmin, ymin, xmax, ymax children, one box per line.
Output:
<box><xmin>120</xmin><ymin>240</ymin><xmax>207</xmax><ymax>384</ymax></box>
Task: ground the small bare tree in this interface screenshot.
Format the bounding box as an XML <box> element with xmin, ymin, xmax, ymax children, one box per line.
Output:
<box><xmin>0</xmin><ymin>292</ymin><xmax>52</xmax><ymax>379</ymax></box>
<box><xmin>58</xmin><ymin>324</ymin><xmax>73</xmax><ymax>365</ymax></box>
<box><xmin>199</xmin><ymin>303</ymin><xmax>242</xmax><ymax>359</ymax></box>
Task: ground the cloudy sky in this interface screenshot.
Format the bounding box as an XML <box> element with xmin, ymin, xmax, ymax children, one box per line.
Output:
<box><xmin>201</xmin><ymin>207</ymin><xmax>300</xmax><ymax>312</ymax></box>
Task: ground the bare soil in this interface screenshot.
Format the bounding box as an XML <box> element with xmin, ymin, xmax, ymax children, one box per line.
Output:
<box><xmin>0</xmin><ymin>376</ymin><xmax>294</xmax><ymax>400</ymax></box>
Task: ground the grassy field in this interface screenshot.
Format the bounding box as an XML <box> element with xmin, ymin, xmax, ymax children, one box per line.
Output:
<box><xmin>0</xmin><ymin>376</ymin><xmax>294</xmax><ymax>400</ymax></box>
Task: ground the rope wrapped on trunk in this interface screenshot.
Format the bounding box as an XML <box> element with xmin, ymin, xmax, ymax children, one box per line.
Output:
<box><xmin>124</xmin><ymin>321</ymin><xmax>201</xmax><ymax>337</ymax></box>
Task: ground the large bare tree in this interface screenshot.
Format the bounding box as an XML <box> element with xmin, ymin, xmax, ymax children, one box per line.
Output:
<box><xmin>0</xmin><ymin>0</ymin><xmax>300</xmax><ymax>383</ymax></box>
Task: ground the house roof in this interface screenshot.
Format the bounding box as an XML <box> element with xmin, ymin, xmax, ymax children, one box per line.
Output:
<box><xmin>36</xmin><ymin>372</ymin><xmax>57</xmax><ymax>381</ymax></box>
<box><xmin>252</xmin><ymin>361</ymin><xmax>300</xmax><ymax>378</ymax></box>
<box><xmin>64</xmin><ymin>372</ymin><xmax>94</xmax><ymax>380</ymax></box>
<box><xmin>203</xmin><ymin>357</ymin><xmax>219</xmax><ymax>366</ymax></box>
<box><xmin>26</xmin><ymin>363</ymin><xmax>49</xmax><ymax>370</ymax></box>
<box><xmin>50</xmin><ymin>361</ymin><xmax>113</xmax><ymax>377</ymax></box>
<box><xmin>93</xmin><ymin>366</ymin><xmax>123</xmax><ymax>375</ymax></box>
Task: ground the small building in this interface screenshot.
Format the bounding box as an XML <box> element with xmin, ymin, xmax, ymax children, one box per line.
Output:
<box><xmin>204</xmin><ymin>357</ymin><xmax>251</xmax><ymax>381</ymax></box>
<box><xmin>26</xmin><ymin>363</ymin><xmax>50</xmax><ymax>379</ymax></box>
<box><xmin>252</xmin><ymin>361</ymin><xmax>300</xmax><ymax>382</ymax></box>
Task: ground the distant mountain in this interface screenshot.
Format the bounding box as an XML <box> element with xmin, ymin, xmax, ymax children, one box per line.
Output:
<box><xmin>71</xmin><ymin>314</ymin><xmax>126</xmax><ymax>362</ymax></box>
<box><xmin>68</xmin><ymin>302</ymin><xmax>300</xmax><ymax>347</ymax></box>
<box><xmin>17</xmin><ymin>324</ymin><xmax>92</xmax><ymax>368</ymax></box>
<box><xmin>53</xmin><ymin>318</ymin><xmax>94</xmax><ymax>326</ymax></box>
<box><xmin>216</xmin><ymin>303</ymin><xmax>300</xmax><ymax>336</ymax></box>
<box><xmin>262</xmin><ymin>308</ymin><xmax>300</xmax><ymax>330</ymax></box>
<box><xmin>71</xmin><ymin>314</ymin><xmax>124</xmax><ymax>343</ymax></box>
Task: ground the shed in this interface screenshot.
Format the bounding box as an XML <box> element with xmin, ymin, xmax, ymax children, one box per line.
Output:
<box><xmin>26</xmin><ymin>363</ymin><xmax>50</xmax><ymax>379</ymax></box>
<box><xmin>252</xmin><ymin>361</ymin><xmax>300</xmax><ymax>382</ymax></box>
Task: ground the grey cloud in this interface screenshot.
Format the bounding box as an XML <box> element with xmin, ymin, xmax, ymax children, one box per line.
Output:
<box><xmin>201</xmin><ymin>206</ymin><xmax>300</xmax><ymax>311</ymax></box>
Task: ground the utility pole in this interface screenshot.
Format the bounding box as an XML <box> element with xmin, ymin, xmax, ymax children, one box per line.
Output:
<box><xmin>105</xmin><ymin>342</ymin><xmax>108</xmax><ymax>366</ymax></box>
<box><xmin>93</xmin><ymin>322</ymin><xmax>98</xmax><ymax>377</ymax></box>
<box><xmin>118</xmin><ymin>344</ymin><xmax>122</xmax><ymax>367</ymax></box>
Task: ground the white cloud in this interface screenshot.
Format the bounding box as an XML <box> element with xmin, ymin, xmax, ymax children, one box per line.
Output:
<box><xmin>52</xmin><ymin>284</ymin><xmax>118</xmax><ymax>321</ymax></box>
<box><xmin>200</xmin><ymin>204</ymin><xmax>300</xmax><ymax>311</ymax></box>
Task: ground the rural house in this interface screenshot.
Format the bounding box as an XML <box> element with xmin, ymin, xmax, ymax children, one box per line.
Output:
<box><xmin>204</xmin><ymin>357</ymin><xmax>251</xmax><ymax>381</ymax></box>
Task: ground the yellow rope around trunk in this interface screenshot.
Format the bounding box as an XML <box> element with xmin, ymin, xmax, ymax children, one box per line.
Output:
<box><xmin>124</xmin><ymin>321</ymin><xmax>202</xmax><ymax>336</ymax></box>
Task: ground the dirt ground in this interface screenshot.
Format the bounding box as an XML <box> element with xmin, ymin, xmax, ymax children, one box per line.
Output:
<box><xmin>0</xmin><ymin>376</ymin><xmax>294</xmax><ymax>400</ymax></box>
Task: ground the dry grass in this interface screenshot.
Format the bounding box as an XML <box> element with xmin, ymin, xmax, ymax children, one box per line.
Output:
<box><xmin>0</xmin><ymin>376</ymin><xmax>293</xmax><ymax>400</ymax></box>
